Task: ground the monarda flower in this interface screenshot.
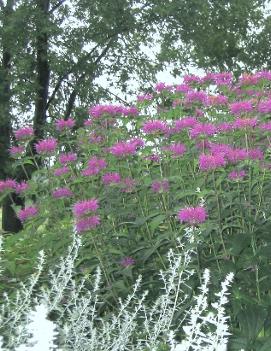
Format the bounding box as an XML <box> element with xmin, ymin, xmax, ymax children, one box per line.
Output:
<box><xmin>59</xmin><ymin>152</ymin><xmax>77</xmax><ymax>165</ymax></box>
<box><xmin>216</xmin><ymin>122</ymin><xmax>234</xmax><ymax>133</ymax></box>
<box><xmin>82</xmin><ymin>156</ymin><xmax>107</xmax><ymax>176</ymax></box>
<box><xmin>137</xmin><ymin>93</ymin><xmax>153</xmax><ymax>102</ymax></box>
<box><xmin>75</xmin><ymin>215</ymin><xmax>100</xmax><ymax>233</ymax></box>
<box><xmin>233</xmin><ymin>118</ymin><xmax>257</xmax><ymax>129</ymax></box>
<box><xmin>259</xmin><ymin>122</ymin><xmax>271</xmax><ymax>131</ymax></box>
<box><xmin>54</xmin><ymin>166</ymin><xmax>70</xmax><ymax>177</ymax></box>
<box><xmin>155</xmin><ymin>82</ymin><xmax>173</xmax><ymax>92</ymax></box>
<box><xmin>190</xmin><ymin>123</ymin><xmax>217</xmax><ymax>139</ymax></box>
<box><xmin>175</xmin><ymin>84</ymin><xmax>191</xmax><ymax>93</ymax></box>
<box><xmin>17</xmin><ymin>206</ymin><xmax>38</xmax><ymax>223</ymax></box>
<box><xmin>52</xmin><ymin>187</ymin><xmax>73</xmax><ymax>199</ymax></box>
<box><xmin>9</xmin><ymin>146</ymin><xmax>25</xmax><ymax>156</ymax></box>
<box><xmin>15</xmin><ymin>181</ymin><xmax>29</xmax><ymax>194</ymax></box>
<box><xmin>55</xmin><ymin>118</ymin><xmax>75</xmax><ymax>131</ymax></box>
<box><xmin>225</xmin><ymin>148</ymin><xmax>247</xmax><ymax>164</ymax></box>
<box><xmin>199</xmin><ymin>153</ymin><xmax>226</xmax><ymax>171</ymax></box>
<box><xmin>185</xmin><ymin>90</ymin><xmax>208</xmax><ymax>105</ymax></box>
<box><xmin>0</xmin><ymin>179</ymin><xmax>17</xmax><ymax>192</ymax></box>
<box><xmin>164</xmin><ymin>143</ymin><xmax>186</xmax><ymax>157</ymax></box>
<box><xmin>109</xmin><ymin>141</ymin><xmax>137</xmax><ymax>157</ymax></box>
<box><xmin>35</xmin><ymin>138</ymin><xmax>57</xmax><ymax>155</ymax></box>
<box><xmin>178</xmin><ymin>206</ymin><xmax>207</xmax><ymax>225</ymax></box>
<box><xmin>247</xmin><ymin>148</ymin><xmax>264</xmax><ymax>161</ymax></box>
<box><xmin>228</xmin><ymin>170</ymin><xmax>246</xmax><ymax>181</ymax></box>
<box><xmin>151</xmin><ymin>179</ymin><xmax>169</xmax><ymax>193</ymax></box>
<box><xmin>121</xmin><ymin>177</ymin><xmax>137</xmax><ymax>193</ymax></box>
<box><xmin>120</xmin><ymin>256</ymin><xmax>135</xmax><ymax>267</ymax></box>
<box><xmin>174</xmin><ymin>117</ymin><xmax>197</xmax><ymax>132</ymax></box>
<box><xmin>258</xmin><ymin>99</ymin><xmax>271</xmax><ymax>114</ymax></box>
<box><xmin>102</xmin><ymin>172</ymin><xmax>121</xmax><ymax>185</ymax></box>
<box><xmin>142</xmin><ymin>120</ymin><xmax>169</xmax><ymax>135</ymax></box>
<box><xmin>230</xmin><ymin>101</ymin><xmax>253</xmax><ymax>115</ymax></box>
<box><xmin>207</xmin><ymin>94</ymin><xmax>228</xmax><ymax>106</ymax></box>
<box><xmin>14</xmin><ymin>127</ymin><xmax>34</xmax><ymax>141</ymax></box>
<box><xmin>73</xmin><ymin>198</ymin><xmax>99</xmax><ymax>218</ymax></box>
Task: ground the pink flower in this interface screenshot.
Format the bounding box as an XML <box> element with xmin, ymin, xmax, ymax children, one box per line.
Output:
<box><xmin>82</xmin><ymin>156</ymin><xmax>107</xmax><ymax>176</ymax></box>
<box><xmin>52</xmin><ymin>187</ymin><xmax>73</xmax><ymax>198</ymax></box>
<box><xmin>225</xmin><ymin>148</ymin><xmax>247</xmax><ymax>163</ymax></box>
<box><xmin>15</xmin><ymin>181</ymin><xmax>29</xmax><ymax>194</ymax></box>
<box><xmin>35</xmin><ymin>138</ymin><xmax>57</xmax><ymax>155</ymax></box>
<box><xmin>121</xmin><ymin>177</ymin><xmax>137</xmax><ymax>193</ymax></box>
<box><xmin>0</xmin><ymin>179</ymin><xmax>17</xmax><ymax>192</ymax></box>
<box><xmin>216</xmin><ymin>122</ymin><xmax>234</xmax><ymax>133</ymax></box>
<box><xmin>14</xmin><ymin>127</ymin><xmax>34</xmax><ymax>141</ymax></box>
<box><xmin>233</xmin><ymin>118</ymin><xmax>257</xmax><ymax>129</ymax></box>
<box><xmin>258</xmin><ymin>99</ymin><xmax>271</xmax><ymax>114</ymax></box>
<box><xmin>89</xmin><ymin>133</ymin><xmax>103</xmax><ymax>144</ymax></box>
<box><xmin>259</xmin><ymin>122</ymin><xmax>271</xmax><ymax>131</ymax></box>
<box><xmin>190</xmin><ymin>123</ymin><xmax>217</xmax><ymax>138</ymax></box>
<box><xmin>174</xmin><ymin>117</ymin><xmax>197</xmax><ymax>132</ymax></box>
<box><xmin>210</xmin><ymin>72</ymin><xmax>233</xmax><ymax>86</ymax></box>
<box><xmin>137</xmin><ymin>93</ymin><xmax>153</xmax><ymax>102</ymax></box>
<box><xmin>122</xmin><ymin>106</ymin><xmax>139</xmax><ymax>116</ymax></box>
<box><xmin>89</xmin><ymin>104</ymin><xmax>133</xmax><ymax>118</ymax></box>
<box><xmin>230</xmin><ymin>101</ymin><xmax>253</xmax><ymax>115</ymax></box>
<box><xmin>84</xmin><ymin>119</ymin><xmax>93</xmax><ymax>127</ymax></box>
<box><xmin>17</xmin><ymin>206</ymin><xmax>38</xmax><ymax>223</ymax></box>
<box><xmin>208</xmin><ymin>94</ymin><xmax>228</xmax><ymax>106</ymax></box>
<box><xmin>54</xmin><ymin>166</ymin><xmax>70</xmax><ymax>177</ymax></box>
<box><xmin>120</xmin><ymin>256</ymin><xmax>135</xmax><ymax>267</ymax></box>
<box><xmin>55</xmin><ymin>118</ymin><xmax>75</xmax><ymax>131</ymax></box>
<box><xmin>102</xmin><ymin>172</ymin><xmax>121</xmax><ymax>185</ymax></box>
<box><xmin>155</xmin><ymin>82</ymin><xmax>173</xmax><ymax>92</ymax></box>
<box><xmin>209</xmin><ymin>143</ymin><xmax>232</xmax><ymax>156</ymax></box>
<box><xmin>183</xmin><ymin>74</ymin><xmax>201</xmax><ymax>85</ymax></box>
<box><xmin>247</xmin><ymin>148</ymin><xmax>264</xmax><ymax>160</ymax></box>
<box><xmin>142</xmin><ymin>120</ymin><xmax>169</xmax><ymax>134</ymax></box>
<box><xmin>228</xmin><ymin>170</ymin><xmax>246</xmax><ymax>180</ymax></box>
<box><xmin>75</xmin><ymin>215</ymin><xmax>100</xmax><ymax>233</ymax></box>
<box><xmin>73</xmin><ymin>198</ymin><xmax>99</xmax><ymax>218</ymax></box>
<box><xmin>9</xmin><ymin>146</ymin><xmax>25</xmax><ymax>156</ymax></box>
<box><xmin>109</xmin><ymin>141</ymin><xmax>137</xmax><ymax>157</ymax></box>
<box><xmin>129</xmin><ymin>138</ymin><xmax>144</xmax><ymax>148</ymax></box>
<box><xmin>178</xmin><ymin>206</ymin><xmax>207</xmax><ymax>225</ymax></box>
<box><xmin>164</xmin><ymin>143</ymin><xmax>186</xmax><ymax>157</ymax></box>
<box><xmin>59</xmin><ymin>152</ymin><xmax>77</xmax><ymax>165</ymax></box>
<box><xmin>239</xmin><ymin>73</ymin><xmax>259</xmax><ymax>86</ymax></box>
<box><xmin>185</xmin><ymin>90</ymin><xmax>208</xmax><ymax>105</ymax></box>
<box><xmin>151</xmin><ymin>179</ymin><xmax>169</xmax><ymax>193</ymax></box>
<box><xmin>199</xmin><ymin>153</ymin><xmax>226</xmax><ymax>171</ymax></box>
<box><xmin>175</xmin><ymin>84</ymin><xmax>191</xmax><ymax>93</ymax></box>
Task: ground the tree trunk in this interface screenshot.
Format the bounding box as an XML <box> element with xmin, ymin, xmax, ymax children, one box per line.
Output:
<box><xmin>0</xmin><ymin>0</ymin><xmax>23</xmax><ymax>233</ymax></box>
<box><xmin>33</xmin><ymin>0</ymin><xmax>50</xmax><ymax>141</ymax></box>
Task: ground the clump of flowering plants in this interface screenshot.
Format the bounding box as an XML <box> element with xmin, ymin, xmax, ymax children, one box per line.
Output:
<box><xmin>3</xmin><ymin>71</ymin><xmax>271</xmax><ymax>349</ymax></box>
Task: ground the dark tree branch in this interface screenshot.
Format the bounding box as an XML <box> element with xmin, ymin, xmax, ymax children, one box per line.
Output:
<box><xmin>49</xmin><ymin>0</ymin><xmax>66</xmax><ymax>14</ymax></box>
<box><xmin>63</xmin><ymin>38</ymin><xmax>115</xmax><ymax>120</ymax></box>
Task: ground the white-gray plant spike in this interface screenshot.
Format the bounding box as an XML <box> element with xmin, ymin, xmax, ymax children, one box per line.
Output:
<box><xmin>172</xmin><ymin>270</ymin><xmax>234</xmax><ymax>351</ymax></box>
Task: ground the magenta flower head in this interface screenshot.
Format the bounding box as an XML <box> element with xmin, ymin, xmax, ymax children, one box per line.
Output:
<box><xmin>228</xmin><ymin>170</ymin><xmax>246</xmax><ymax>181</ymax></box>
<box><xmin>75</xmin><ymin>215</ymin><xmax>100</xmax><ymax>233</ymax></box>
<box><xmin>14</xmin><ymin>127</ymin><xmax>34</xmax><ymax>141</ymax></box>
<box><xmin>137</xmin><ymin>93</ymin><xmax>153</xmax><ymax>102</ymax></box>
<box><xmin>52</xmin><ymin>187</ymin><xmax>73</xmax><ymax>199</ymax></box>
<box><xmin>165</xmin><ymin>143</ymin><xmax>186</xmax><ymax>157</ymax></box>
<box><xmin>73</xmin><ymin>198</ymin><xmax>99</xmax><ymax>218</ymax></box>
<box><xmin>233</xmin><ymin>118</ymin><xmax>257</xmax><ymax>130</ymax></box>
<box><xmin>15</xmin><ymin>181</ymin><xmax>29</xmax><ymax>194</ymax></box>
<box><xmin>190</xmin><ymin>123</ymin><xmax>217</xmax><ymax>138</ymax></box>
<box><xmin>230</xmin><ymin>101</ymin><xmax>253</xmax><ymax>115</ymax></box>
<box><xmin>120</xmin><ymin>256</ymin><xmax>135</xmax><ymax>267</ymax></box>
<box><xmin>258</xmin><ymin>99</ymin><xmax>271</xmax><ymax>114</ymax></box>
<box><xmin>59</xmin><ymin>152</ymin><xmax>77</xmax><ymax>165</ymax></box>
<box><xmin>55</xmin><ymin>118</ymin><xmax>75</xmax><ymax>131</ymax></box>
<box><xmin>174</xmin><ymin>117</ymin><xmax>197</xmax><ymax>132</ymax></box>
<box><xmin>54</xmin><ymin>166</ymin><xmax>70</xmax><ymax>177</ymax></box>
<box><xmin>121</xmin><ymin>177</ymin><xmax>137</xmax><ymax>193</ymax></box>
<box><xmin>35</xmin><ymin>138</ymin><xmax>57</xmax><ymax>155</ymax></box>
<box><xmin>151</xmin><ymin>179</ymin><xmax>169</xmax><ymax>193</ymax></box>
<box><xmin>109</xmin><ymin>141</ymin><xmax>137</xmax><ymax>157</ymax></box>
<box><xmin>9</xmin><ymin>146</ymin><xmax>25</xmax><ymax>157</ymax></box>
<box><xmin>142</xmin><ymin>120</ymin><xmax>169</xmax><ymax>135</ymax></box>
<box><xmin>178</xmin><ymin>206</ymin><xmax>207</xmax><ymax>225</ymax></box>
<box><xmin>199</xmin><ymin>153</ymin><xmax>226</xmax><ymax>171</ymax></box>
<box><xmin>17</xmin><ymin>206</ymin><xmax>38</xmax><ymax>223</ymax></box>
<box><xmin>0</xmin><ymin>179</ymin><xmax>17</xmax><ymax>193</ymax></box>
<box><xmin>102</xmin><ymin>172</ymin><xmax>121</xmax><ymax>185</ymax></box>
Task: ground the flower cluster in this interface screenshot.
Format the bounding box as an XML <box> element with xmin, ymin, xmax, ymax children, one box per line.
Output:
<box><xmin>73</xmin><ymin>199</ymin><xmax>100</xmax><ymax>233</ymax></box>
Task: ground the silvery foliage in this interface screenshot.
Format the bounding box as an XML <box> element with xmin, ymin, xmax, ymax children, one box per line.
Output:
<box><xmin>0</xmin><ymin>234</ymin><xmax>234</xmax><ymax>350</ymax></box>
